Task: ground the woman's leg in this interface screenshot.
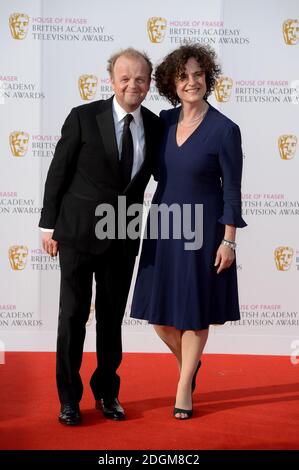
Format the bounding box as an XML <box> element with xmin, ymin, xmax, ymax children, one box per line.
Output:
<box><xmin>153</xmin><ymin>325</ymin><xmax>182</xmax><ymax>370</ymax></box>
<box><xmin>174</xmin><ymin>328</ymin><xmax>209</xmax><ymax>418</ymax></box>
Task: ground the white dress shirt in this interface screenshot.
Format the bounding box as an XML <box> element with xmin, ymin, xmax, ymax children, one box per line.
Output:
<box><xmin>112</xmin><ymin>96</ymin><xmax>146</xmax><ymax>178</ymax></box>
<box><xmin>41</xmin><ymin>96</ymin><xmax>146</xmax><ymax>232</ymax></box>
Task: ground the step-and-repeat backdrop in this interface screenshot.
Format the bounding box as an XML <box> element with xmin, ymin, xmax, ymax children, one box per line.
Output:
<box><xmin>1</xmin><ymin>0</ymin><xmax>298</xmax><ymax>357</ymax></box>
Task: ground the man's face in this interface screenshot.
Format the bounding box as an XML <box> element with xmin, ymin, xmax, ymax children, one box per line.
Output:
<box><xmin>10</xmin><ymin>14</ymin><xmax>29</xmax><ymax>39</ymax></box>
<box><xmin>111</xmin><ymin>55</ymin><xmax>151</xmax><ymax>112</ymax></box>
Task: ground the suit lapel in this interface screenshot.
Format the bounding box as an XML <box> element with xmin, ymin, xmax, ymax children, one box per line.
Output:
<box><xmin>96</xmin><ymin>97</ymin><xmax>120</xmax><ymax>174</ymax></box>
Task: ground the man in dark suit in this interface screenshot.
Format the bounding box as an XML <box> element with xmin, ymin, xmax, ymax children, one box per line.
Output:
<box><xmin>39</xmin><ymin>48</ymin><xmax>162</xmax><ymax>425</ymax></box>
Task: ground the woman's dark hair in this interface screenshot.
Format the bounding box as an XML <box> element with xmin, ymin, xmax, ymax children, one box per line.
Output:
<box><xmin>155</xmin><ymin>44</ymin><xmax>221</xmax><ymax>106</ymax></box>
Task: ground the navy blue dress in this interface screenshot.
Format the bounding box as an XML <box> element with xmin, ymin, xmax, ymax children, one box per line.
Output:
<box><xmin>130</xmin><ymin>105</ymin><xmax>246</xmax><ymax>330</ymax></box>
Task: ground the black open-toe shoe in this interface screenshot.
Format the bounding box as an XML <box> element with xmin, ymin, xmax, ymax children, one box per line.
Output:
<box><xmin>173</xmin><ymin>407</ymin><xmax>193</xmax><ymax>420</ymax></box>
<box><xmin>191</xmin><ymin>360</ymin><xmax>202</xmax><ymax>393</ymax></box>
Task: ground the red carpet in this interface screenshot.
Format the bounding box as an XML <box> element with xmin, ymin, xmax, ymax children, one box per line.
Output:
<box><xmin>0</xmin><ymin>353</ymin><xmax>298</xmax><ymax>450</ymax></box>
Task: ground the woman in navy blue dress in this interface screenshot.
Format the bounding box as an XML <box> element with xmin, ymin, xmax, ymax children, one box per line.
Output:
<box><xmin>130</xmin><ymin>45</ymin><xmax>246</xmax><ymax>419</ymax></box>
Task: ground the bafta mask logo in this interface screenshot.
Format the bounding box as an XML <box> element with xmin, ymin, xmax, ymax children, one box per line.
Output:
<box><xmin>78</xmin><ymin>74</ymin><xmax>98</xmax><ymax>100</ymax></box>
<box><xmin>274</xmin><ymin>246</ymin><xmax>294</xmax><ymax>271</ymax></box>
<box><xmin>9</xmin><ymin>131</ymin><xmax>29</xmax><ymax>157</ymax></box>
<box><xmin>9</xmin><ymin>13</ymin><xmax>29</xmax><ymax>40</ymax></box>
<box><xmin>9</xmin><ymin>245</ymin><xmax>29</xmax><ymax>271</ymax></box>
<box><xmin>147</xmin><ymin>17</ymin><xmax>167</xmax><ymax>43</ymax></box>
<box><xmin>214</xmin><ymin>76</ymin><xmax>233</xmax><ymax>102</ymax></box>
<box><xmin>278</xmin><ymin>134</ymin><xmax>297</xmax><ymax>160</ymax></box>
<box><xmin>283</xmin><ymin>19</ymin><xmax>299</xmax><ymax>45</ymax></box>
<box><xmin>86</xmin><ymin>303</ymin><xmax>95</xmax><ymax>326</ymax></box>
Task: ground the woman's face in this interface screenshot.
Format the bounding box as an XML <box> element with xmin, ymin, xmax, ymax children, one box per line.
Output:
<box><xmin>175</xmin><ymin>57</ymin><xmax>207</xmax><ymax>105</ymax></box>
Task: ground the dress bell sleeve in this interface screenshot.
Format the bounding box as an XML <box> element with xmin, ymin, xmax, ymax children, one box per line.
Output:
<box><xmin>218</xmin><ymin>123</ymin><xmax>247</xmax><ymax>228</ymax></box>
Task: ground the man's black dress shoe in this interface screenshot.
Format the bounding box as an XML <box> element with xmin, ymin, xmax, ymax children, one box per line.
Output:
<box><xmin>191</xmin><ymin>360</ymin><xmax>202</xmax><ymax>393</ymax></box>
<box><xmin>96</xmin><ymin>398</ymin><xmax>125</xmax><ymax>420</ymax></box>
<box><xmin>58</xmin><ymin>403</ymin><xmax>81</xmax><ymax>425</ymax></box>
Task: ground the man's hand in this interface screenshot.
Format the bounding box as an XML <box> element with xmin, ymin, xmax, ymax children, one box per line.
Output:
<box><xmin>42</xmin><ymin>232</ymin><xmax>59</xmax><ymax>257</ymax></box>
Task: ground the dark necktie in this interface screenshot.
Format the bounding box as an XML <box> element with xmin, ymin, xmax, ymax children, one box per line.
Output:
<box><xmin>120</xmin><ymin>114</ymin><xmax>134</xmax><ymax>189</ymax></box>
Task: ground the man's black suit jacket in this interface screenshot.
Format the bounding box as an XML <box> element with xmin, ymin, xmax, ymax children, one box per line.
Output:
<box><xmin>39</xmin><ymin>96</ymin><xmax>162</xmax><ymax>255</ymax></box>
